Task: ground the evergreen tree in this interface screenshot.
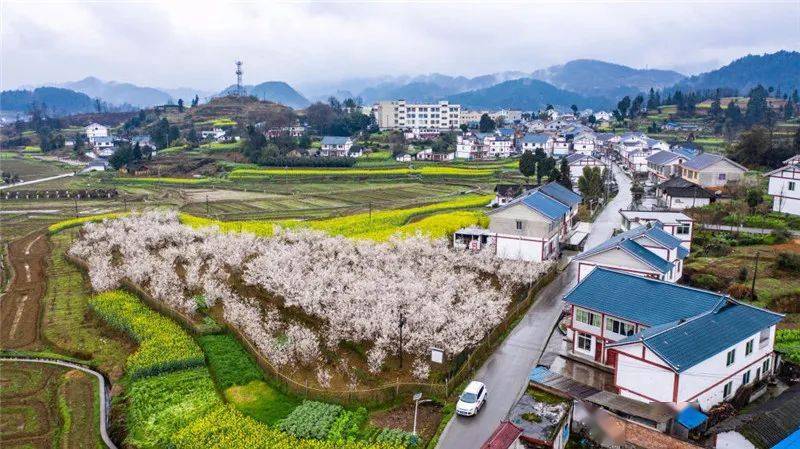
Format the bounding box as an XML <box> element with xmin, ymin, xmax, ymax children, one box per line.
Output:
<box><xmin>478</xmin><ymin>113</ymin><xmax>496</xmax><ymax>133</ymax></box>
<box><xmin>646</xmin><ymin>88</ymin><xmax>658</xmax><ymax>110</ymax></box>
<box><xmin>191</xmin><ymin>95</ymin><xmax>199</xmax><ymax>107</ymax></box>
<box><xmin>578</xmin><ymin>166</ymin><xmax>604</xmax><ymax>202</ymax></box>
<box><xmin>519</xmin><ymin>150</ymin><xmax>536</xmax><ymax>180</ymax></box>
<box><xmin>709</xmin><ymin>98</ymin><xmax>723</xmax><ymax>120</ymax></box>
<box><xmin>559</xmin><ymin>157</ymin><xmax>572</xmax><ymax>189</ymax></box>
<box><xmin>617</xmin><ymin>96</ymin><xmax>631</xmax><ymax>117</ymax></box>
<box><xmin>745</xmin><ymin>85</ymin><xmax>770</xmax><ymax>126</ymax></box>
<box><xmin>177</xmin><ymin>98</ymin><xmax>184</xmax><ymax>112</ymax></box>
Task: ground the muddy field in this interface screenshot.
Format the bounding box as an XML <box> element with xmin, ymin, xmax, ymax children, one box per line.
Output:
<box><xmin>1</xmin><ymin>232</ymin><xmax>48</xmax><ymax>349</ymax></box>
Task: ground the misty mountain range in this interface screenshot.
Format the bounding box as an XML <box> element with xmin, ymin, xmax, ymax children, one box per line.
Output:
<box><xmin>3</xmin><ymin>51</ymin><xmax>798</xmax><ymax>116</ymax></box>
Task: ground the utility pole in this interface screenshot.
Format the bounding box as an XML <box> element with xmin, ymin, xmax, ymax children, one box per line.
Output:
<box><xmin>206</xmin><ymin>194</ymin><xmax>210</xmax><ymax>216</ymax></box>
<box><xmin>74</xmin><ymin>197</ymin><xmax>78</xmax><ymax>218</ymax></box>
<box><xmin>398</xmin><ymin>311</ymin><xmax>406</xmax><ymax>368</ymax></box>
<box><xmin>369</xmin><ymin>202</ymin><xmax>373</xmax><ymax>222</ymax></box>
<box><xmin>751</xmin><ymin>251</ymin><xmax>760</xmax><ymax>300</ymax></box>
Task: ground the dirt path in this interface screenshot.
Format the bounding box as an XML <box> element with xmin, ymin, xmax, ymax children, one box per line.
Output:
<box><xmin>1</xmin><ymin>231</ymin><xmax>49</xmax><ymax>349</ymax></box>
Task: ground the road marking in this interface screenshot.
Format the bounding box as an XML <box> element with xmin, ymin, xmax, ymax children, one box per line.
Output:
<box><xmin>9</xmin><ymin>295</ymin><xmax>27</xmax><ymax>337</ymax></box>
<box><xmin>25</xmin><ymin>235</ymin><xmax>42</xmax><ymax>255</ymax></box>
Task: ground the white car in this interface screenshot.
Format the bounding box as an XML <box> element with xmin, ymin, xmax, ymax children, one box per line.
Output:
<box><xmin>456</xmin><ymin>381</ymin><xmax>487</xmax><ymax>416</ymax></box>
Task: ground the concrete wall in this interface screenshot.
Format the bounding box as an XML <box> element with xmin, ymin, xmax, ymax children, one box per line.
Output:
<box><xmin>576</xmin><ymin>248</ymin><xmax>658</xmax><ymax>281</ymax></box>
<box><xmin>678</xmin><ymin>326</ymin><xmax>775</xmax><ymax>410</ymax></box>
<box><xmin>769</xmin><ymin>169</ymin><xmax>800</xmax><ymax>216</ymax></box>
<box><xmin>696</xmin><ymin>160</ymin><xmax>746</xmax><ymax>188</ymax></box>
<box><xmin>489</xmin><ymin>203</ymin><xmax>556</xmax><ymax>239</ymax></box>
<box><xmin>616</xmin><ymin>348</ymin><xmax>676</xmax><ymax>403</ymax></box>
<box><xmin>496</xmin><ymin>236</ymin><xmax>545</xmax><ymax>262</ymax></box>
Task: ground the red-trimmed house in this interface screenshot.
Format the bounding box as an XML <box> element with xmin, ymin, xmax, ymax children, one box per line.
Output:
<box><xmin>563</xmin><ymin>268</ymin><xmax>782</xmax><ymax>411</ymax></box>
<box><xmin>573</xmin><ymin>222</ymin><xmax>688</xmax><ymax>283</ymax></box>
<box><xmin>619</xmin><ymin>210</ymin><xmax>693</xmax><ymax>250</ymax></box>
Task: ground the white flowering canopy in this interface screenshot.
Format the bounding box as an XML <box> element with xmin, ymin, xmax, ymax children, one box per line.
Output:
<box><xmin>70</xmin><ymin>211</ymin><xmax>552</xmax><ymax>383</ymax></box>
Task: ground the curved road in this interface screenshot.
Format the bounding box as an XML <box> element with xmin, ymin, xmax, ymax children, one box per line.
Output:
<box><xmin>437</xmin><ymin>164</ymin><xmax>631</xmax><ymax>449</ymax></box>
<box><xmin>0</xmin><ymin>357</ymin><xmax>118</xmax><ymax>449</ymax></box>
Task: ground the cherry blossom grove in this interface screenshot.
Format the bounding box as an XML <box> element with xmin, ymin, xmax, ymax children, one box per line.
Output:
<box><xmin>69</xmin><ymin>211</ymin><xmax>552</xmax><ymax>384</ymax></box>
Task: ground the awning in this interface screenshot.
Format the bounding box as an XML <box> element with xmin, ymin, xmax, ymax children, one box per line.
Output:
<box><xmin>676</xmin><ymin>406</ymin><xmax>707</xmax><ymax>430</ymax></box>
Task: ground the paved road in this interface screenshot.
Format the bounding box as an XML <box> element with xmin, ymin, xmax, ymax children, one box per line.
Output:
<box><xmin>437</xmin><ymin>164</ymin><xmax>631</xmax><ymax>449</ymax></box>
<box><xmin>0</xmin><ymin>173</ymin><xmax>74</xmax><ymax>190</ymax></box>
<box><xmin>0</xmin><ymin>357</ymin><xmax>117</xmax><ymax>449</ymax></box>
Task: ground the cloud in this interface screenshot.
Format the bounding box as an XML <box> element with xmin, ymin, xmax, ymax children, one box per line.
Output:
<box><xmin>1</xmin><ymin>0</ymin><xmax>798</xmax><ymax>92</ymax></box>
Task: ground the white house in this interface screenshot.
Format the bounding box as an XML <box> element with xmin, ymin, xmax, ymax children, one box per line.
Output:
<box><xmin>552</xmin><ymin>136</ymin><xmax>570</xmax><ymax>157</ymax></box>
<box><xmin>395</xmin><ymin>153</ymin><xmax>413</xmax><ymax>162</ymax></box>
<box><xmin>564</xmin><ymin>154</ymin><xmax>605</xmax><ymax>186</ymax></box>
<box><xmin>656</xmin><ymin>177</ymin><xmax>715</xmax><ymax>210</ymax></box>
<box><xmin>572</xmin><ymin>222</ymin><xmax>688</xmax><ymax>283</ymax></box>
<box><xmin>415</xmin><ymin>148</ymin><xmax>454</xmax><ymax>162</ymax></box>
<box><xmin>593</xmin><ymin>111</ymin><xmax>613</xmax><ymax>121</ymax></box>
<box><xmin>518</xmin><ymin>133</ymin><xmax>552</xmax><ymax>154</ymax></box>
<box><xmin>91</xmin><ymin>136</ymin><xmax>115</xmax><ymax>157</ymax></box>
<box><xmin>646</xmin><ymin>151</ymin><xmax>689</xmax><ymax>184</ymax></box>
<box><xmin>572</xmin><ymin>133</ymin><xmax>597</xmax><ymax>155</ymax></box>
<box><xmin>619</xmin><ymin>210</ymin><xmax>693</xmax><ymax>250</ymax></box>
<box><xmin>455</xmin><ymin>134</ymin><xmax>484</xmax><ymax>160</ymax></box>
<box><xmin>85</xmin><ymin>123</ymin><xmax>108</xmax><ymax>139</ymax></box>
<box><xmin>319</xmin><ymin>136</ymin><xmax>354</xmax><ymax>157</ymax></box>
<box><xmin>564</xmin><ymin>268</ymin><xmax>782</xmax><ymax>410</ymax></box>
<box><xmin>484</xmin><ymin>182</ymin><xmax>581</xmax><ymax>262</ymax></box>
<box><xmin>681</xmin><ymin>153</ymin><xmax>748</xmax><ymax>189</ymax></box>
<box><xmin>765</xmin><ymin>159</ymin><xmax>800</xmax><ymax>216</ymax></box>
<box><xmin>201</xmin><ymin>128</ymin><xmax>226</xmax><ymax>141</ymax></box>
<box><xmin>486</xmin><ymin>136</ymin><xmax>514</xmax><ymax>159</ymax></box>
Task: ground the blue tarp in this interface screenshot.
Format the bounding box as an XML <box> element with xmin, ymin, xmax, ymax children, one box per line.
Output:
<box><xmin>676</xmin><ymin>406</ymin><xmax>707</xmax><ymax>430</ymax></box>
<box><xmin>773</xmin><ymin>428</ymin><xmax>800</xmax><ymax>449</ymax></box>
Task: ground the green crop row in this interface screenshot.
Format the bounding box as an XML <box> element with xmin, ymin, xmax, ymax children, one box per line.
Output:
<box><xmin>776</xmin><ymin>329</ymin><xmax>800</xmax><ymax>364</ymax></box>
<box><xmin>48</xmin><ymin>213</ymin><xmax>129</xmax><ymax>234</ymax></box>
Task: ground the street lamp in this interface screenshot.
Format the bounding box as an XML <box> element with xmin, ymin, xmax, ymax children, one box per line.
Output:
<box><xmin>412</xmin><ymin>392</ymin><xmax>422</xmax><ymax>436</ymax></box>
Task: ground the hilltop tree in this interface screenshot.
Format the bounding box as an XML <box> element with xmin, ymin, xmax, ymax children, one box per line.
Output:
<box><xmin>519</xmin><ymin>150</ymin><xmax>536</xmax><ymax>181</ymax></box>
<box><xmin>745</xmin><ymin>85</ymin><xmax>770</xmax><ymax>126</ymax></box>
<box><xmin>629</xmin><ymin>95</ymin><xmax>644</xmax><ymax>118</ymax></box>
<box><xmin>177</xmin><ymin>98</ymin><xmax>184</xmax><ymax>112</ymax></box>
<box><xmin>570</xmin><ymin>104</ymin><xmax>578</xmax><ymax>116</ymax></box>
<box><xmin>578</xmin><ymin>166</ymin><xmax>604</xmax><ymax>203</ymax></box>
<box><xmin>646</xmin><ymin>88</ymin><xmax>660</xmax><ymax>110</ymax></box>
<box><xmin>478</xmin><ymin>113</ymin><xmax>496</xmax><ymax>133</ymax></box>
<box><xmin>617</xmin><ymin>96</ymin><xmax>631</xmax><ymax>118</ymax></box>
<box><xmin>191</xmin><ymin>95</ymin><xmax>199</xmax><ymax>107</ymax></box>
<box><xmin>559</xmin><ymin>157</ymin><xmax>572</xmax><ymax>189</ymax></box>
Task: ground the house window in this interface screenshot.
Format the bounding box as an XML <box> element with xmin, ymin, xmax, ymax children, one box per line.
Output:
<box><xmin>723</xmin><ymin>381</ymin><xmax>733</xmax><ymax>399</ymax></box>
<box><xmin>606</xmin><ymin>318</ymin><xmax>635</xmax><ymax>336</ymax></box>
<box><xmin>726</xmin><ymin>349</ymin><xmax>736</xmax><ymax>366</ymax></box>
<box><xmin>763</xmin><ymin>358</ymin><xmax>770</xmax><ymax>374</ymax></box>
<box><xmin>577</xmin><ymin>333</ymin><xmax>592</xmax><ymax>351</ymax></box>
<box><xmin>789</xmin><ymin>181</ymin><xmax>796</xmax><ymax>191</ymax></box>
<box><xmin>719</xmin><ymin>173</ymin><xmax>727</xmax><ymax>181</ymax></box>
<box><xmin>746</xmin><ymin>339</ymin><xmax>754</xmax><ymax>356</ymax></box>
<box><xmin>676</xmin><ymin>224</ymin><xmax>691</xmax><ymax>235</ymax></box>
<box><xmin>742</xmin><ymin>370</ymin><xmax>751</xmax><ymax>385</ymax></box>
<box><xmin>575</xmin><ymin>309</ymin><xmax>600</xmax><ymax>327</ymax></box>
<box><xmin>515</xmin><ymin>220</ymin><xmax>523</xmax><ymax>230</ymax></box>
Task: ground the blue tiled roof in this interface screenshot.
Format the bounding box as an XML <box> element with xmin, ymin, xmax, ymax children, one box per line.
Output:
<box><xmin>522</xmin><ymin>134</ymin><xmax>550</xmax><ymax>144</ymax></box>
<box><xmin>521</xmin><ymin>191</ymin><xmax>570</xmax><ymax>221</ymax></box>
<box><xmin>563</xmin><ymin>268</ymin><xmax>726</xmax><ymax>326</ymax></box>
<box><xmin>647</xmin><ymin>151</ymin><xmax>680</xmax><ymax>165</ymax></box>
<box><xmin>677</xmin><ymin>245</ymin><xmax>689</xmax><ymax>259</ymax></box>
<box><xmin>610</xmin><ymin>300</ymin><xmax>783</xmax><ymax>372</ymax></box>
<box><xmin>539</xmin><ymin>181</ymin><xmax>582</xmax><ymax>207</ymax></box>
<box><xmin>676</xmin><ymin>407</ymin><xmax>708</xmax><ymax>430</ymax></box>
<box><xmin>619</xmin><ymin>239</ymin><xmax>674</xmax><ymax>273</ymax></box>
<box><xmin>681</xmin><ymin>153</ymin><xmax>724</xmax><ymax>170</ymax></box>
<box><xmin>773</xmin><ymin>428</ymin><xmax>800</xmax><ymax>449</ymax></box>
<box><xmin>497</xmin><ymin>128</ymin><xmax>515</xmax><ymax>137</ymax></box>
<box><xmin>575</xmin><ymin>224</ymin><xmax>680</xmax><ymax>271</ymax></box>
<box><xmin>321</xmin><ymin>136</ymin><xmax>351</xmax><ymax>145</ymax></box>
<box><xmin>565</xmin><ymin>153</ymin><xmax>586</xmax><ymax>164</ymax></box>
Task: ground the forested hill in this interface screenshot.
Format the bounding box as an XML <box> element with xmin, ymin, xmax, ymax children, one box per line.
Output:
<box><xmin>675</xmin><ymin>51</ymin><xmax>800</xmax><ymax>94</ymax></box>
<box><xmin>0</xmin><ymin>87</ymin><xmax>96</xmax><ymax>116</ymax></box>
<box><xmin>446</xmin><ymin>78</ymin><xmax>611</xmax><ymax>111</ymax></box>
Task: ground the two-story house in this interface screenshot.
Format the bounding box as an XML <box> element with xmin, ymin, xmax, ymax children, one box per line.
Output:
<box><xmin>681</xmin><ymin>153</ymin><xmax>748</xmax><ymax>189</ymax></box>
<box><xmin>486</xmin><ymin>182</ymin><xmax>581</xmax><ymax>262</ymax></box>
<box><xmin>572</xmin><ymin>133</ymin><xmax>597</xmax><ymax>155</ymax></box>
<box><xmin>765</xmin><ymin>158</ymin><xmax>800</xmax><ymax>216</ymax></box>
<box><xmin>619</xmin><ymin>210</ymin><xmax>693</xmax><ymax>249</ymax></box>
<box><xmin>564</xmin><ymin>154</ymin><xmax>605</xmax><ymax>187</ymax></box>
<box><xmin>85</xmin><ymin>123</ymin><xmax>108</xmax><ymax>139</ymax></box>
<box><xmin>518</xmin><ymin>134</ymin><xmax>552</xmax><ymax>154</ymax></box>
<box><xmin>573</xmin><ymin>222</ymin><xmax>688</xmax><ymax>283</ymax></box>
<box><xmin>646</xmin><ymin>151</ymin><xmax>690</xmax><ymax>184</ymax></box>
<box><xmin>564</xmin><ymin>268</ymin><xmax>782</xmax><ymax>410</ymax></box>
<box><xmin>455</xmin><ymin>134</ymin><xmax>485</xmax><ymax>160</ymax></box>
<box><xmin>319</xmin><ymin>136</ymin><xmax>354</xmax><ymax>157</ymax></box>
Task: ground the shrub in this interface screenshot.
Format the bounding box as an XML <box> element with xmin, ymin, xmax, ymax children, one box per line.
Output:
<box><xmin>327</xmin><ymin>408</ymin><xmax>368</xmax><ymax>443</ymax></box>
<box><xmin>374</xmin><ymin>428</ymin><xmax>419</xmax><ymax>448</ymax></box>
<box><xmin>88</xmin><ymin>291</ymin><xmax>205</xmax><ymax>379</ymax></box>
<box><xmin>775</xmin><ymin>329</ymin><xmax>800</xmax><ymax>364</ymax></box>
<box><xmin>691</xmin><ymin>273</ymin><xmax>723</xmax><ymax>291</ymax></box>
<box><xmin>738</xmin><ymin>266</ymin><xmax>749</xmax><ymax>282</ymax></box>
<box><xmin>777</xmin><ymin>252</ymin><xmax>800</xmax><ymax>273</ymax></box>
<box><xmin>702</xmin><ymin>238</ymin><xmax>731</xmax><ymax>257</ymax></box>
<box><xmin>727</xmin><ymin>283</ymin><xmax>751</xmax><ymax>300</ymax></box>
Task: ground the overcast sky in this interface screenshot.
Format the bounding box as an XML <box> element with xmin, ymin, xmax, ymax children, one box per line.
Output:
<box><xmin>2</xmin><ymin>0</ymin><xmax>798</xmax><ymax>92</ymax></box>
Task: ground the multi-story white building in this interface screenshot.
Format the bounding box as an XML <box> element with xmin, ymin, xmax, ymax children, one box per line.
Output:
<box><xmin>565</xmin><ymin>268</ymin><xmax>782</xmax><ymax>411</ymax></box>
<box><xmin>486</xmin><ymin>136</ymin><xmax>514</xmax><ymax>159</ymax></box>
<box><xmin>374</xmin><ymin>100</ymin><xmax>460</xmax><ymax>131</ymax></box>
<box><xmin>459</xmin><ymin>110</ymin><xmax>485</xmax><ymax>126</ymax></box>
<box><xmin>455</xmin><ymin>134</ymin><xmax>484</xmax><ymax>160</ymax></box>
<box><xmin>619</xmin><ymin>210</ymin><xmax>693</xmax><ymax>250</ymax></box>
<box><xmin>766</xmin><ymin>158</ymin><xmax>800</xmax><ymax>216</ymax></box>
<box><xmin>85</xmin><ymin>123</ymin><xmax>108</xmax><ymax>139</ymax></box>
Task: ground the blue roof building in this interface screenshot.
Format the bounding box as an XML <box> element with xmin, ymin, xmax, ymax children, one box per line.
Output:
<box><xmin>564</xmin><ymin>268</ymin><xmax>783</xmax><ymax>410</ymax></box>
<box><xmin>573</xmin><ymin>222</ymin><xmax>688</xmax><ymax>283</ymax></box>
